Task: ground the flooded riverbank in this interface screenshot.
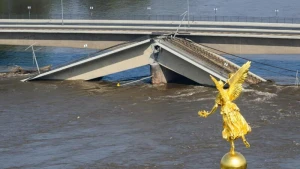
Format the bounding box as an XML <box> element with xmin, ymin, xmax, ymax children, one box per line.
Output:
<box><xmin>0</xmin><ymin>77</ymin><xmax>299</xmax><ymax>169</ymax></box>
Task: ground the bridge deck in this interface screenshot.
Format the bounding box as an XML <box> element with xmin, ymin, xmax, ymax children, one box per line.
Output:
<box><xmin>22</xmin><ymin>37</ymin><xmax>151</xmax><ymax>82</ymax></box>
<box><xmin>155</xmin><ymin>37</ymin><xmax>265</xmax><ymax>85</ymax></box>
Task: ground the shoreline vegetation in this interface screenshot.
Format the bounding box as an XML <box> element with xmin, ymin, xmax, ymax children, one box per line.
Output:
<box><xmin>0</xmin><ymin>65</ymin><xmax>51</xmax><ymax>78</ymax></box>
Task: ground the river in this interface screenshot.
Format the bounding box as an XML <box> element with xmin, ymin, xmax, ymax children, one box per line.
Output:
<box><xmin>0</xmin><ymin>1</ymin><xmax>300</xmax><ymax>169</ymax></box>
<box><xmin>1</xmin><ymin>0</ymin><xmax>300</xmax><ymax>17</ymax></box>
<box><xmin>0</xmin><ymin>77</ymin><xmax>299</xmax><ymax>169</ymax></box>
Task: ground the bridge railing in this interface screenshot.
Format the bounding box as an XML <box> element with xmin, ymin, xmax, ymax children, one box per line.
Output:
<box><xmin>1</xmin><ymin>13</ymin><xmax>300</xmax><ymax>24</ymax></box>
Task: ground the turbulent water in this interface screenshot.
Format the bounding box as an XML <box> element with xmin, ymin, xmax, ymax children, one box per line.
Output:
<box><xmin>0</xmin><ymin>0</ymin><xmax>300</xmax><ymax>169</ymax></box>
<box><xmin>0</xmin><ymin>77</ymin><xmax>299</xmax><ymax>169</ymax></box>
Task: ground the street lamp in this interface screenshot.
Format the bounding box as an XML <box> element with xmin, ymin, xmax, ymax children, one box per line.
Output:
<box><xmin>275</xmin><ymin>9</ymin><xmax>279</xmax><ymax>23</ymax></box>
<box><xmin>61</xmin><ymin>0</ymin><xmax>64</xmax><ymax>25</ymax></box>
<box><xmin>174</xmin><ymin>11</ymin><xmax>188</xmax><ymax>38</ymax></box>
<box><xmin>275</xmin><ymin>9</ymin><xmax>279</xmax><ymax>17</ymax></box>
<box><xmin>147</xmin><ymin>6</ymin><xmax>151</xmax><ymax>20</ymax></box>
<box><xmin>90</xmin><ymin>6</ymin><xmax>94</xmax><ymax>17</ymax></box>
<box><xmin>27</xmin><ymin>6</ymin><xmax>31</xmax><ymax>19</ymax></box>
<box><xmin>84</xmin><ymin>44</ymin><xmax>88</xmax><ymax>57</ymax></box>
<box><xmin>187</xmin><ymin>0</ymin><xmax>190</xmax><ymax>27</ymax></box>
<box><xmin>214</xmin><ymin>8</ymin><xmax>218</xmax><ymax>21</ymax></box>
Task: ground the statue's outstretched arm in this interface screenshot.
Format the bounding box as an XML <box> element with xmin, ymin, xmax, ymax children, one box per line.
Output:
<box><xmin>198</xmin><ymin>103</ymin><xmax>218</xmax><ymax>118</ymax></box>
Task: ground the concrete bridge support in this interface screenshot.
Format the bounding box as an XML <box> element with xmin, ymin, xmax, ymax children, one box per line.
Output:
<box><xmin>154</xmin><ymin>47</ymin><xmax>220</xmax><ymax>86</ymax></box>
<box><xmin>151</xmin><ymin>63</ymin><xmax>186</xmax><ymax>84</ymax></box>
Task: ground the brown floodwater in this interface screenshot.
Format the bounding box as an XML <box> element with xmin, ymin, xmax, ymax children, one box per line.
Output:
<box><xmin>0</xmin><ymin>77</ymin><xmax>299</xmax><ymax>169</ymax></box>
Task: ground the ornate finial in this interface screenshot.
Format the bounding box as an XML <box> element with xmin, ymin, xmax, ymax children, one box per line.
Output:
<box><xmin>198</xmin><ymin>61</ymin><xmax>252</xmax><ymax>169</ymax></box>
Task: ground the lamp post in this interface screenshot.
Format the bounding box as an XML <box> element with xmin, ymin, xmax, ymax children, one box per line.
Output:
<box><xmin>84</xmin><ymin>44</ymin><xmax>88</xmax><ymax>57</ymax></box>
<box><xmin>147</xmin><ymin>6</ymin><xmax>151</xmax><ymax>20</ymax></box>
<box><xmin>61</xmin><ymin>0</ymin><xmax>64</xmax><ymax>25</ymax></box>
<box><xmin>275</xmin><ymin>9</ymin><xmax>279</xmax><ymax>17</ymax></box>
<box><xmin>174</xmin><ymin>11</ymin><xmax>188</xmax><ymax>38</ymax></box>
<box><xmin>275</xmin><ymin>9</ymin><xmax>279</xmax><ymax>23</ymax></box>
<box><xmin>90</xmin><ymin>6</ymin><xmax>94</xmax><ymax>17</ymax></box>
<box><xmin>187</xmin><ymin>0</ymin><xmax>190</xmax><ymax>27</ymax></box>
<box><xmin>214</xmin><ymin>8</ymin><xmax>218</xmax><ymax>21</ymax></box>
<box><xmin>8</xmin><ymin>0</ymin><xmax>11</xmax><ymax>19</ymax></box>
<box><xmin>27</xmin><ymin>6</ymin><xmax>31</xmax><ymax>19</ymax></box>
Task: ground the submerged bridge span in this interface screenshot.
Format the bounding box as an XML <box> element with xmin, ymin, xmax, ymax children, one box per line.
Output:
<box><xmin>22</xmin><ymin>37</ymin><xmax>265</xmax><ymax>86</ymax></box>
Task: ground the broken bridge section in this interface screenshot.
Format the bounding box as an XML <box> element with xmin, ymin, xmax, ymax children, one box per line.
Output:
<box><xmin>152</xmin><ymin>37</ymin><xmax>266</xmax><ymax>86</ymax></box>
<box><xmin>22</xmin><ymin>36</ymin><xmax>265</xmax><ymax>86</ymax></box>
<box><xmin>22</xmin><ymin>38</ymin><xmax>153</xmax><ymax>81</ymax></box>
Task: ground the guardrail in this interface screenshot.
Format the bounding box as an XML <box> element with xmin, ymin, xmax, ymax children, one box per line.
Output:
<box><xmin>1</xmin><ymin>13</ymin><xmax>300</xmax><ymax>24</ymax></box>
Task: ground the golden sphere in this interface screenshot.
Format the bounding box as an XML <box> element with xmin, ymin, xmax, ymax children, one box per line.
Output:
<box><xmin>220</xmin><ymin>152</ymin><xmax>247</xmax><ymax>169</ymax></box>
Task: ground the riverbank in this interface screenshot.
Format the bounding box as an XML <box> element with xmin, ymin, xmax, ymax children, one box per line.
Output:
<box><xmin>0</xmin><ymin>72</ymin><xmax>30</xmax><ymax>79</ymax></box>
<box><xmin>0</xmin><ymin>65</ymin><xmax>52</xmax><ymax>80</ymax></box>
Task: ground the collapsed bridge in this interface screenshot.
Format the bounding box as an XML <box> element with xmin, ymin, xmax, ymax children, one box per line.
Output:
<box><xmin>22</xmin><ymin>37</ymin><xmax>266</xmax><ymax>86</ymax></box>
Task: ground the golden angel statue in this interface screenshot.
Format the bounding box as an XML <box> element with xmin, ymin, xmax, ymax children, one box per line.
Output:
<box><xmin>198</xmin><ymin>61</ymin><xmax>252</xmax><ymax>154</ymax></box>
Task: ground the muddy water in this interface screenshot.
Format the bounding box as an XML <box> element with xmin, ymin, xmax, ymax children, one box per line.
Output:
<box><xmin>0</xmin><ymin>77</ymin><xmax>299</xmax><ymax>169</ymax></box>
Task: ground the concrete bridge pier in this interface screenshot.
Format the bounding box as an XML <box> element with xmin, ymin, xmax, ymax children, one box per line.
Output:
<box><xmin>151</xmin><ymin>63</ymin><xmax>184</xmax><ymax>84</ymax></box>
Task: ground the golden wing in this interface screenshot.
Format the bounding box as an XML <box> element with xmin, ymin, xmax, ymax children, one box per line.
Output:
<box><xmin>210</xmin><ymin>75</ymin><xmax>229</xmax><ymax>102</ymax></box>
<box><xmin>227</xmin><ymin>61</ymin><xmax>251</xmax><ymax>101</ymax></box>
